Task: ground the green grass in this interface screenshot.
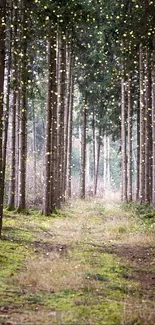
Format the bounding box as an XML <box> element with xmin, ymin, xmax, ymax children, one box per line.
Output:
<box><xmin>0</xmin><ymin>200</ymin><xmax>155</xmax><ymax>325</ymax></box>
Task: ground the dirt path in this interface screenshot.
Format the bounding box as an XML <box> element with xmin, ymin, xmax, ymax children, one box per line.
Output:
<box><xmin>0</xmin><ymin>200</ymin><xmax>155</xmax><ymax>325</ymax></box>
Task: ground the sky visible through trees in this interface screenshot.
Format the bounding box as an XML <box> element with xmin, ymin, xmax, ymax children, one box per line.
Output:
<box><xmin>0</xmin><ymin>0</ymin><xmax>155</xmax><ymax>234</ymax></box>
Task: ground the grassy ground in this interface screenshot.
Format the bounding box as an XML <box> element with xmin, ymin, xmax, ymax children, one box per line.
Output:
<box><xmin>0</xmin><ymin>199</ymin><xmax>155</xmax><ymax>325</ymax></box>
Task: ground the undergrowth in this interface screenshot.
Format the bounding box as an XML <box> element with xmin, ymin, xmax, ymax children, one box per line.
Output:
<box><xmin>0</xmin><ymin>200</ymin><xmax>155</xmax><ymax>325</ymax></box>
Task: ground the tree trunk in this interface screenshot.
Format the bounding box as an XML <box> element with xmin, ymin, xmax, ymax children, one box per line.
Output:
<box><xmin>152</xmin><ymin>44</ymin><xmax>155</xmax><ymax>205</ymax></box>
<box><xmin>8</xmin><ymin>10</ymin><xmax>18</xmax><ymax>208</ymax></box>
<box><xmin>92</xmin><ymin>108</ymin><xmax>96</xmax><ymax>195</ymax></box>
<box><xmin>121</xmin><ymin>68</ymin><xmax>127</xmax><ymax>202</ymax></box>
<box><xmin>136</xmin><ymin>104</ymin><xmax>140</xmax><ymax>201</ymax></box>
<box><xmin>58</xmin><ymin>36</ymin><xmax>66</xmax><ymax>204</ymax></box>
<box><xmin>127</xmin><ymin>75</ymin><xmax>132</xmax><ymax>202</ymax></box>
<box><xmin>32</xmin><ymin>101</ymin><xmax>36</xmax><ymax>192</ymax></box>
<box><xmin>42</xmin><ymin>39</ymin><xmax>52</xmax><ymax>215</ymax></box>
<box><xmin>80</xmin><ymin>95</ymin><xmax>87</xmax><ymax>199</ymax></box>
<box><xmin>0</xmin><ymin>0</ymin><xmax>6</xmax><ymax>236</ymax></box>
<box><xmin>145</xmin><ymin>49</ymin><xmax>152</xmax><ymax>203</ymax></box>
<box><xmin>64</xmin><ymin>44</ymin><xmax>71</xmax><ymax>199</ymax></box>
<box><xmin>103</xmin><ymin>133</ymin><xmax>107</xmax><ymax>188</ymax></box>
<box><xmin>94</xmin><ymin>126</ymin><xmax>101</xmax><ymax>195</ymax></box>
<box><xmin>2</xmin><ymin>6</ymin><xmax>12</xmax><ymax>200</ymax></box>
<box><xmin>139</xmin><ymin>44</ymin><xmax>145</xmax><ymax>203</ymax></box>
<box><xmin>18</xmin><ymin>2</ymin><xmax>27</xmax><ymax>211</ymax></box>
<box><xmin>67</xmin><ymin>59</ymin><xmax>74</xmax><ymax>198</ymax></box>
<box><xmin>107</xmin><ymin>136</ymin><xmax>111</xmax><ymax>189</ymax></box>
<box><xmin>50</xmin><ymin>29</ymin><xmax>57</xmax><ymax>212</ymax></box>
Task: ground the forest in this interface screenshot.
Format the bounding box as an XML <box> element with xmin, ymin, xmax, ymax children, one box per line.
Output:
<box><xmin>0</xmin><ymin>0</ymin><xmax>155</xmax><ymax>324</ymax></box>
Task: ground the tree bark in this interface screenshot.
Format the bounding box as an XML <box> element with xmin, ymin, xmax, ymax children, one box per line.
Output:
<box><xmin>8</xmin><ymin>6</ymin><xmax>18</xmax><ymax>208</ymax></box>
<box><xmin>67</xmin><ymin>58</ymin><xmax>74</xmax><ymax>198</ymax></box>
<box><xmin>121</xmin><ymin>68</ymin><xmax>127</xmax><ymax>202</ymax></box>
<box><xmin>152</xmin><ymin>44</ymin><xmax>155</xmax><ymax>205</ymax></box>
<box><xmin>80</xmin><ymin>94</ymin><xmax>87</xmax><ymax>199</ymax></box>
<box><xmin>103</xmin><ymin>133</ymin><xmax>107</xmax><ymax>189</ymax></box>
<box><xmin>18</xmin><ymin>1</ymin><xmax>28</xmax><ymax>211</ymax></box>
<box><xmin>50</xmin><ymin>29</ymin><xmax>57</xmax><ymax>212</ymax></box>
<box><xmin>94</xmin><ymin>126</ymin><xmax>101</xmax><ymax>195</ymax></box>
<box><xmin>59</xmin><ymin>36</ymin><xmax>66</xmax><ymax>204</ymax></box>
<box><xmin>0</xmin><ymin>0</ymin><xmax>6</xmax><ymax>236</ymax></box>
<box><xmin>136</xmin><ymin>104</ymin><xmax>140</xmax><ymax>201</ymax></box>
<box><xmin>92</xmin><ymin>108</ymin><xmax>96</xmax><ymax>195</ymax></box>
<box><xmin>2</xmin><ymin>5</ymin><xmax>12</xmax><ymax>201</ymax></box>
<box><xmin>139</xmin><ymin>44</ymin><xmax>145</xmax><ymax>203</ymax></box>
<box><xmin>145</xmin><ymin>49</ymin><xmax>152</xmax><ymax>203</ymax></box>
<box><xmin>42</xmin><ymin>39</ymin><xmax>52</xmax><ymax>215</ymax></box>
<box><xmin>127</xmin><ymin>75</ymin><xmax>132</xmax><ymax>202</ymax></box>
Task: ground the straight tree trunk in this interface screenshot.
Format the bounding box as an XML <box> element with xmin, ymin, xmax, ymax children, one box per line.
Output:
<box><xmin>107</xmin><ymin>136</ymin><xmax>111</xmax><ymax>189</ymax></box>
<box><xmin>2</xmin><ymin>6</ymin><xmax>12</xmax><ymax>195</ymax></box>
<box><xmin>94</xmin><ymin>126</ymin><xmax>101</xmax><ymax>195</ymax></box>
<box><xmin>103</xmin><ymin>133</ymin><xmax>107</xmax><ymax>188</ymax></box>
<box><xmin>152</xmin><ymin>44</ymin><xmax>155</xmax><ymax>205</ymax></box>
<box><xmin>121</xmin><ymin>68</ymin><xmax>127</xmax><ymax>202</ymax></box>
<box><xmin>0</xmin><ymin>0</ymin><xmax>6</xmax><ymax>236</ymax></box>
<box><xmin>8</xmin><ymin>10</ymin><xmax>18</xmax><ymax>208</ymax></box>
<box><xmin>32</xmin><ymin>101</ymin><xmax>36</xmax><ymax>192</ymax></box>
<box><xmin>42</xmin><ymin>39</ymin><xmax>52</xmax><ymax>215</ymax></box>
<box><xmin>92</xmin><ymin>108</ymin><xmax>96</xmax><ymax>195</ymax></box>
<box><xmin>139</xmin><ymin>44</ymin><xmax>145</xmax><ymax>203</ymax></box>
<box><xmin>59</xmin><ymin>36</ymin><xmax>66</xmax><ymax>203</ymax></box>
<box><xmin>145</xmin><ymin>49</ymin><xmax>152</xmax><ymax>203</ymax></box>
<box><xmin>136</xmin><ymin>105</ymin><xmax>140</xmax><ymax>201</ymax></box>
<box><xmin>64</xmin><ymin>44</ymin><xmax>71</xmax><ymax>199</ymax></box>
<box><xmin>80</xmin><ymin>95</ymin><xmax>87</xmax><ymax>199</ymax></box>
<box><xmin>67</xmin><ymin>60</ymin><xmax>74</xmax><ymax>198</ymax></box>
<box><xmin>127</xmin><ymin>75</ymin><xmax>132</xmax><ymax>202</ymax></box>
<box><xmin>18</xmin><ymin>2</ymin><xmax>28</xmax><ymax>211</ymax></box>
<box><xmin>50</xmin><ymin>29</ymin><xmax>57</xmax><ymax>212</ymax></box>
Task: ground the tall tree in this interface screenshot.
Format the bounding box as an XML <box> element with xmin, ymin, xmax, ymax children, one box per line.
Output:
<box><xmin>127</xmin><ymin>74</ymin><xmax>132</xmax><ymax>202</ymax></box>
<box><xmin>139</xmin><ymin>44</ymin><xmax>145</xmax><ymax>203</ymax></box>
<box><xmin>121</xmin><ymin>66</ymin><xmax>127</xmax><ymax>202</ymax></box>
<box><xmin>80</xmin><ymin>94</ymin><xmax>87</xmax><ymax>199</ymax></box>
<box><xmin>0</xmin><ymin>0</ymin><xmax>6</xmax><ymax>236</ymax></box>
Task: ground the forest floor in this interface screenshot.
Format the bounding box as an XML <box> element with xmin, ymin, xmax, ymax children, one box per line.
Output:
<box><xmin>0</xmin><ymin>199</ymin><xmax>155</xmax><ymax>325</ymax></box>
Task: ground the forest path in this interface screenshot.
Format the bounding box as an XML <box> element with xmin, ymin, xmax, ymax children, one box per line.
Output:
<box><xmin>0</xmin><ymin>200</ymin><xmax>155</xmax><ymax>325</ymax></box>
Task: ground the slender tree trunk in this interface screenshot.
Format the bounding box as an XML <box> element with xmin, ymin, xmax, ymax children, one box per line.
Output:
<box><xmin>32</xmin><ymin>101</ymin><xmax>36</xmax><ymax>192</ymax></box>
<box><xmin>94</xmin><ymin>126</ymin><xmax>101</xmax><ymax>195</ymax></box>
<box><xmin>92</xmin><ymin>108</ymin><xmax>96</xmax><ymax>195</ymax></box>
<box><xmin>127</xmin><ymin>75</ymin><xmax>132</xmax><ymax>202</ymax></box>
<box><xmin>145</xmin><ymin>49</ymin><xmax>152</xmax><ymax>203</ymax></box>
<box><xmin>136</xmin><ymin>104</ymin><xmax>140</xmax><ymax>201</ymax></box>
<box><xmin>59</xmin><ymin>36</ymin><xmax>66</xmax><ymax>203</ymax></box>
<box><xmin>0</xmin><ymin>0</ymin><xmax>6</xmax><ymax>236</ymax></box>
<box><xmin>2</xmin><ymin>6</ymin><xmax>12</xmax><ymax>190</ymax></box>
<box><xmin>50</xmin><ymin>29</ymin><xmax>57</xmax><ymax>212</ymax></box>
<box><xmin>64</xmin><ymin>44</ymin><xmax>71</xmax><ymax>199</ymax></box>
<box><xmin>80</xmin><ymin>95</ymin><xmax>87</xmax><ymax>199</ymax></box>
<box><xmin>67</xmin><ymin>61</ymin><xmax>74</xmax><ymax>198</ymax></box>
<box><xmin>18</xmin><ymin>2</ymin><xmax>27</xmax><ymax>211</ymax></box>
<box><xmin>107</xmin><ymin>136</ymin><xmax>111</xmax><ymax>189</ymax></box>
<box><xmin>56</xmin><ymin>31</ymin><xmax>61</xmax><ymax>208</ymax></box>
<box><xmin>103</xmin><ymin>133</ymin><xmax>107</xmax><ymax>188</ymax></box>
<box><xmin>121</xmin><ymin>68</ymin><xmax>127</xmax><ymax>202</ymax></box>
<box><xmin>42</xmin><ymin>39</ymin><xmax>52</xmax><ymax>215</ymax></box>
<box><xmin>152</xmin><ymin>44</ymin><xmax>155</xmax><ymax>205</ymax></box>
<box><xmin>139</xmin><ymin>44</ymin><xmax>145</xmax><ymax>203</ymax></box>
<box><xmin>15</xmin><ymin>87</ymin><xmax>20</xmax><ymax>207</ymax></box>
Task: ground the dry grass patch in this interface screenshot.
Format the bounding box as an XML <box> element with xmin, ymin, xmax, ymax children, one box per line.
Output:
<box><xmin>14</xmin><ymin>252</ymin><xmax>91</xmax><ymax>293</ymax></box>
<box><xmin>121</xmin><ymin>295</ymin><xmax>155</xmax><ymax>325</ymax></box>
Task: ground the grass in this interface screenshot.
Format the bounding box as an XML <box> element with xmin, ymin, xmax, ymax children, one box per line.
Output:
<box><xmin>0</xmin><ymin>199</ymin><xmax>155</xmax><ymax>324</ymax></box>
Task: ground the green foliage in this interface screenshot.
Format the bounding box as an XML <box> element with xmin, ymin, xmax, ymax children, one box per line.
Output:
<box><xmin>121</xmin><ymin>202</ymin><xmax>154</xmax><ymax>216</ymax></box>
